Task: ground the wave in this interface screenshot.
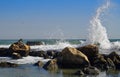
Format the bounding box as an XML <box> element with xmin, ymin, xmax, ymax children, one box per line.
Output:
<box><xmin>0</xmin><ymin>56</ymin><xmax>50</xmax><ymax>64</ymax></box>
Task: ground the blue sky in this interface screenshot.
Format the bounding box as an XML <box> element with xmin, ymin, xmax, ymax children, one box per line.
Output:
<box><xmin>0</xmin><ymin>0</ymin><xmax>120</xmax><ymax>39</ymax></box>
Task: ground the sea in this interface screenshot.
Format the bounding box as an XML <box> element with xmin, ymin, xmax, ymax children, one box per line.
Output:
<box><xmin>0</xmin><ymin>39</ymin><xmax>120</xmax><ymax>77</ymax></box>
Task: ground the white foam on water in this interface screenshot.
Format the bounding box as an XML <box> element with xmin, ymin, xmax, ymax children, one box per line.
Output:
<box><xmin>86</xmin><ymin>0</ymin><xmax>111</xmax><ymax>49</ymax></box>
<box><xmin>1</xmin><ymin>56</ymin><xmax>50</xmax><ymax>64</ymax></box>
<box><xmin>0</xmin><ymin>45</ymin><xmax>10</xmax><ymax>48</ymax></box>
<box><xmin>30</xmin><ymin>41</ymin><xmax>78</xmax><ymax>51</ymax></box>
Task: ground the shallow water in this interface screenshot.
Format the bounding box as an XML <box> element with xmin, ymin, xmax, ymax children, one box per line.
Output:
<box><xmin>0</xmin><ymin>64</ymin><xmax>120</xmax><ymax>77</ymax></box>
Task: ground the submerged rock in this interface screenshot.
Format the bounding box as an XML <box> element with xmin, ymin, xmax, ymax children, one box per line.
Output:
<box><xmin>74</xmin><ymin>70</ymin><xmax>84</xmax><ymax>75</ymax></box>
<box><xmin>83</xmin><ymin>66</ymin><xmax>100</xmax><ymax>75</ymax></box>
<box><xmin>43</xmin><ymin>59</ymin><xmax>58</xmax><ymax>71</ymax></box>
<box><xmin>0</xmin><ymin>62</ymin><xmax>18</xmax><ymax>67</ymax></box>
<box><xmin>34</xmin><ymin>61</ymin><xmax>44</xmax><ymax>67</ymax></box>
<box><xmin>57</xmin><ymin>47</ymin><xmax>90</xmax><ymax>68</ymax></box>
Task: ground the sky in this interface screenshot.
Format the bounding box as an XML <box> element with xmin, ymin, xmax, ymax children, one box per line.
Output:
<box><xmin>0</xmin><ymin>0</ymin><xmax>120</xmax><ymax>39</ymax></box>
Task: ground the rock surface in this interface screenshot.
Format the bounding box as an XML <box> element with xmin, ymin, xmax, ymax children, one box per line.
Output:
<box><xmin>43</xmin><ymin>59</ymin><xmax>58</xmax><ymax>71</ymax></box>
<box><xmin>9</xmin><ymin>39</ymin><xmax>30</xmax><ymax>57</ymax></box>
<box><xmin>57</xmin><ymin>47</ymin><xmax>90</xmax><ymax>68</ymax></box>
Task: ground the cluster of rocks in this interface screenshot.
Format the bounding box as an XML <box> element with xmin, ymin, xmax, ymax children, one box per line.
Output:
<box><xmin>0</xmin><ymin>39</ymin><xmax>120</xmax><ymax>76</ymax></box>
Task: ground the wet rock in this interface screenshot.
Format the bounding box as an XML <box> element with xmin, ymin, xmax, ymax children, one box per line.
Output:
<box><xmin>53</xmin><ymin>52</ymin><xmax>61</xmax><ymax>59</ymax></box>
<box><xmin>9</xmin><ymin>39</ymin><xmax>30</xmax><ymax>57</ymax></box>
<box><xmin>29</xmin><ymin>51</ymin><xmax>45</xmax><ymax>57</ymax></box>
<box><xmin>34</xmin><ymin>61</ymin><xmax>44</xmax><ymax>67</ymax></box>
<box><xmin>43</xmin><ymin>59</ymin><xmax>58</xmax><ymax>71</ymax></box>
<box><xmin>106</xmin><ymin>58</ymin><xmax>116</xmax><ymax>70</ymax></box>
<box><xmin>0</xmin><ymin>48</ymin><xmax>11</xmax><ymax>57</ymax></box>
<box><xmin>77</xmin><ymin>44</ymin><xmax>99</xmax><ymax>61</ymax></box>
<box><xmin>11</xmin><ymin>52</ymin><xmax>22</xmax><ymax>59</ymax></box>
<box><xmin>108</xmin><ymin>52</ymin><xmax>120</xmax><ymax>69</ymax></box>
<box><xmin>26</xmin><ymin>41</ymin><xmax>44</xmax><ymax>46</ymax></box>
<box><xmin>83</xmin><ymin>66</ymin><xmax>100</xmax><ymax>75</ymax></box>
<box><xmin>93</xmin><ymin>54</ymin><xmax>108</xmax><ymax>70</ymax></box>
<box><xmin>46</xmin><ymin>50</ymin><xmax>56</xmax><ymax>58</ymax></box>
<box><xmin>0</xmin><ymin>62</ymin><xmax>18</xmax><ymax>67</ymax></box>
<box><xmin>29</xmin><ymin>51</ymin><xmax>49</xmax><ymax>59</ymax></box>
<box><xmin>57</xmin><ymin>47</ymin><xmax>90</xmax><ymax>68</ymax></box>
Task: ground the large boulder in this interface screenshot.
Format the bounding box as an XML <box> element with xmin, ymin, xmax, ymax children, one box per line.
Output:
<box><xmin>57</xmin><ymin>47</ymin><xmax>90</xmax><ymax>68</ymax></box>
<box><xmin>43</xmin><ymin>59</ymin><xmax>58</xmax><ymax>71</ymax></box>
<box><xmin>9</xmin><ymin>39</ymin><xmax>30</xmax><ymax>57</ymax></box>
<box><xmin>77</xmin><ymin>44</ymin><xmax>99</xmax><ymax>59</ymax></box>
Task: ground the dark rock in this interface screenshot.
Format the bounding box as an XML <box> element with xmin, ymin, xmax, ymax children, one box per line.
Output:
<box><xmin>57</xmin><ymin>47</ymin><xmax>90</xmax><ymax>68</ymax></box>
<box><xmin>26</xmin><ymin>41</ymin><xmax>44</xmax><ymax>46</ymax></box>
<box><xmin>43</xmin><ymin>59</ymin><xmax>58</xmax><ymax>71</ymax></box>
<box><xmin>106</xmin><ymin>58</ymin><xmax>115</xmax><ymax>70</ymax></box>
<box><xmin>11</xmin><ymin>52</ymin><xmax>22</xmax><ymax>59</ymax></box>
<box><xmin>29</xmin><ymin>51</ymin><xmax>49</xmax><ymax>59</ymax></box>
<box><xmin>34</xmin><ymin>61</ymin><xmax>44</xmax><ymax>67</ymax></box>
<box><xmin>93</xmin><ymin>54</ymin><xmax>108</xmax><ymax>70</ymax></box>
<box><xmin>77</xmin><ymin>44</ymin><xmax>99</xmax><ymax>62</ymax></box>
<box><xmin>29</xmin><ymin>51</ymin><xmax>45</xmax><ymax>57</ymax></box>
<box><xmin>0</xmin><ymin>48</ymin><xmax>11</xmax><ymax>57</ymax></box>
<box><xmin>9</xmin><ymin>39</ymin><xmax>30</xmax><ymax>57</ymax></box>
<box><xmin>53</xmin><ymin>52</ymin><xmax>61</xmax><ymax>59</ymax></box>
<box><xmin>83</xmin><ymin>66</ymin><xmax>100</xmax><ymax>75</ymax></box>
<box><xmin>108</xmin><ymin>52</ymin><xmax>120</xmax><ymax>69</ymax></box>
<box><xmin>46</xmin><ymin>50</ymin><xmax>56</xmax><ymax>58</ymax></box>
<box><xmin>0</xmin><ymin>62</ymin><xmax>18</xmax><ymax>67</ymax></box>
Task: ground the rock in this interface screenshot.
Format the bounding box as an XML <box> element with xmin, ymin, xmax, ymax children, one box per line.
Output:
<box><xmin>34</xmin><ymin>61</ymin><xmax>44</xmax><ymax>67</ymax></box>
<box><xmin>57</xmin><ymin>47</ymin><xmax>90</xmax><ymax>68</ymax></box>
<box><xmin>77</xmin><ymin>44</ymin><xmax>99</xmax><ymax>60</ymax></box>
<box><xmin>83</xmin><ymin>66</ymin><xmax>100</xmax><ymax>75</ymax></box>
<box><xmin>53</xmin><ymin>52</ymin><xmax>61</xmax><ymax>59</ymax></box>
<box><xmin>29</xmin><ymin>51</ymin><xmax>49</xmax><ymax>59</ymax></box>
<box><xmin>0</xmin><ymin>62</ymin><xmax>18</xmax><ymax>67</ymax></box>
<box><xmin>46</xmin><ymin>50</ymin><xmax>56</xmax><ymax>58</ymax></box>
<box><xmin>11</xmin><ymin>52</ymin><xmax>22</xmax><ymax>59</ymax></box>
<box><xmin>29</xmin><ymin>51</ymin><xmax>45</xmax><ymax>57</ymax></box>
<box><xmin>93</xmin><ymin>54</ymin><xmax>108</xmax><ymax>70</ymax></box>
<box><xmin>108</xmin><ymin>52</ymin><xmax>120</xmax><ymax>69</ymax></box>
<box><xmin>43</xmin><ymin>59</ymin><xmax>58</xmax><ymax>71</ymax></box>
<box><xmin>0</xmin><ymin>48</ymin><xmax>11</xmax><ymax>57</ymax></box>
<box><xmin>9</xmin><ymin>39</ymin><xmax>30</xmax><ymax>57</ymax></box>
<box><xmin>26</xmin><ymin>41</ymin><xmax>44</xmax><ymax>46</ymax></box>
<box><xmin>106</xmin><ymin>58</ymin><xmax>115</xmax><ymax>70</ymax></box>
<box><xmin>74</xmin><ymin>70</ymin><xmax>84</xmax><ymax>75</ymax></box>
